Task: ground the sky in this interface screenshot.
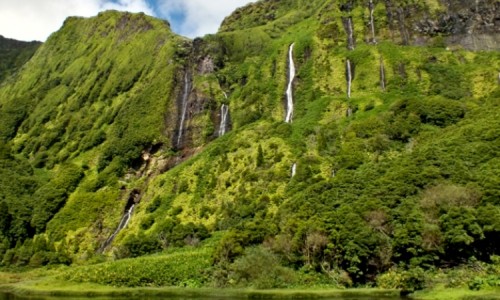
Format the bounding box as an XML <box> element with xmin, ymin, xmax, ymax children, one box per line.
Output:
<box><xmin>0</xmin><ymin>0</ymin><xmax>255</xmax><ymax>41</ymax></box>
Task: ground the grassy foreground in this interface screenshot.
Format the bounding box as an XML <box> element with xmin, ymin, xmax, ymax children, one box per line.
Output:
<box><xmin>0</xmin><ymin>270</ymin><xmax>397</xmax><ymax>298</ymax></box>
<box><xmin>2</xmin><ymin>270</ymin><xmax>500</xmax><ymax>300</ymax></box>
<box><xmin>412</xmin><ymin>287</ymin><xmax>500</xmax><ymax>300</ymax></box>
<box><xmin>1</xmin><ymin>242</ymin><xmax>499</xmax><ymax>299</ymax></box>
<box><xmin>1</xmin><ymin>281</ymin><xmax>400</xmax><ymax>300</ymax></box>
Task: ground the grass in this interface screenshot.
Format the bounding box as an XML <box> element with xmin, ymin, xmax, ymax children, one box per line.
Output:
<box><xmin>1</xmin><ymin>276</ymin><xmax>401</xmax><ymax>299</ymax></box>
<box><xmin>412</xmin><ymin>286</ymin><xmax>500</xmax><ymax>300</ymax></box>
<box><xmin>5</xmin><ymin>276</ymin><xmax>500</xmax><ymax>300</ymax></box>
<box><xmin>2</xmin><ymin>261</ymin><xmax>499</xmax><ymax>300</ymax></box>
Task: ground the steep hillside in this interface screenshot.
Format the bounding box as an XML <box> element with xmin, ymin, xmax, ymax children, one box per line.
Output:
<box><xmin>0</xmin><ymin>0</ymin><xmax>499</xmax><ymax>291</ymax></box>
<box><xmin>0</xmin><ymin>35</ymin><xmax>41</xmax><ymax>83</ymax></box>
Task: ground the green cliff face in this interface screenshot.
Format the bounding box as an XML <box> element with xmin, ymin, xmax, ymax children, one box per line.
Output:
<box><xmin>0</xmin><ymin>0</ymin><xmax>499</xmax><ymax>288</ymax></box>
<box><xmin>0</xmin><ymin>35</ymin><xmax>41</xmax><ymax>84</ymax></box>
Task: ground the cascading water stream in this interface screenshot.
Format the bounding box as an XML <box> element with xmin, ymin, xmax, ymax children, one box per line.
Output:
<box><xmin>176</xmin><ymin>73</ymin><xmax>191</xmax><ymax>148</ymax></box>
<box><xmin>380</xmin><ymin>59</ymin><xmax>386</xmax><ymax>91</ymax></box>
<box><xmin>369</xmin><ymin>0</ymin><xmax>377</xmax><ymax>44</ymax></box>
<box><xmin>100</xmin><ymin>204</ymin><xmax>135</xmax><ymax>251</ymax></box>
<box><xmin>219</xmin><ymin>104</ymin><xmax>229</xmax><ymax>137</ymax></box>
<box><xmin>285</xmin><ymin>43</ymin><xmax>296</xmax><ymax>123</ymax></box>
<box><xmin>346</xmin><ymin>17</ymin><xmax>355</xmax><ymax>50</ymax></box>
<box><xmin>117</xmin><ymin>204</ymin><xmax>135</xmax><ymax>233</ymax></box>
<box><xmin>291</xmin><ymin>163</ymin><xmax>297</xmax><ymax>177</ymax></box>
<box><xmin>346</xmin><ymin>59</ymin><xmax>353</xmax><ymax>98</ymax></box>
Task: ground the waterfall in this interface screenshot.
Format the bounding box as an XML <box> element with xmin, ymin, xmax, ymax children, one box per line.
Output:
<box><xmin>285</xmin><ymin>43</ymin><xmax>296</xmax><ymax>123</ymax></box>
<box><xmin>369</xmin><ymin>0</ymin><xmax>377</xmax><ymax>44</ymax></box>
<box><xmin>219</xmin><ymin>104</ymin><xmax>229</xmax><ymax>137</ymax></box>
<box><xmin>380</xmin><ymin>59</ymin><xmax>386</xmax><ymax>91</ymax></box>
<box><xmin>346</xmin><ymin>59</ymin><xmax>353</xmax><ymax>98</ymax></box>
<box><xmin>291</xmin><ymin>163</ymin><xmax>297</xmax><ymax>177</ymax></box>
<box><xmin>346</xmin><ymin>17</ymin><xmax>355</xmax><ymax>50</ymax></box>
<box><xmin>176</xmin><ymin>73</ymin><xmax>191</xmax><ymax>148</ymax></box>
<box><xmin>117</xmin><ymin>204</ymin><xmax>135</xmax><ymax>233</ymax></box>
<box><xmin>331</xmin><ymin>169</ymin><xmax>336</xmax><ymax>177</ymax></box>
<box><xmin>100</xmin><ymin>204</ymin><xmax>135</xmax><ymax>251</ymax></box>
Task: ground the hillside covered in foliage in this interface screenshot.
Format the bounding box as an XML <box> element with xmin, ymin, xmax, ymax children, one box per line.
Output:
<box><xmin>0</xmin><ymin>35</ymin><xmax>41</xmax><ymax>84</ymax></box>
<box><xmin>0</xmin><ymin>0</ymin><xmax>499</xmax><ymax>292</ymax></box>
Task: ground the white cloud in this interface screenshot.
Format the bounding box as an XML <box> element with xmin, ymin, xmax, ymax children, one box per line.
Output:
<box><xmin>157</xmin><ymin>0</ymin><xmax>256</xmax><ymax>38</ymax></box>
<box><xmin>101</xmin><ymin>0</ymin><xmax>153</xmax><ymax>13</ymax></box>
<box><xmin>0</xmin><ymin>0</ymin><xmax>255</xmax><ymax>41</ymax></box>
<box><xmin>0</xmin><ymin>0</ymin><xmax>154</xmax><ymax>41</ymax></box>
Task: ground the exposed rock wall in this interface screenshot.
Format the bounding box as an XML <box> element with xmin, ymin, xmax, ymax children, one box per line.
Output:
<box><xmin>418</xmin><ymin>0</ymin><xmax>500</xmax><ymax>50</ymax></box>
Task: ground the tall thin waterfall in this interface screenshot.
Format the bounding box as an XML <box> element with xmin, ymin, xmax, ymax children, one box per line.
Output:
<box><xmin>380</xmin><ymin>58</ymin><xmax>386</xmax><ymax>91</ymax></box>
<box><xmin>346</xmin><ymin>59</ymin><xmax>353</xmax><ymax>98</ymax></box>
<box><xmin>219</xmin><ymin>104</ymin><xmax>229</xmax><ymax>137</ymax></box>
<box><xmin>369</xmin><ymin>0</ymin><xmax>377</xmax><ymax>44</ymax></box>
<box><xmin>285</xmin><ymin>43</ymin><xmax>296</xmax><ymax>123</ymax></box>
<box><xmin>291</xmin><ymin>163</ymin><xmax>297</xmax><ymax>177</ymax></box>
<box><xmin>100</xmin><ymin>204</ymin><xmax>135</xmax><ymax>251</ymax></box>
<box><xmin>176</xmin><ymin>73</ymin><xmax>191</xmax><ymax>148</ymax></box>
<box><xmin>346</xmin><ymin>17</ymin><xmax>355</xmax><ymax>50</ymax></box>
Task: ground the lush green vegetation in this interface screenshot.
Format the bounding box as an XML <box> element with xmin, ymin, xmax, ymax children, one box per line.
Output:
<box><xmin>0</xmin><ymin>0</ymin><xmax>499</xmax><ymax>296</ymax></box>
<box><xmin>0</xmin><ymin>35</ymin><xmax>41</xmax><ymax>84</ymax></box>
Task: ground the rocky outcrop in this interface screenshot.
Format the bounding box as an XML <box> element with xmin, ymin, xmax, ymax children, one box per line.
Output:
<box><xmin>220</xmin><ymin>0</ymin><xmax>500</xmax><ymax>51</ymax></box>
<box><xmin>170</xmin><ymin>38</ymin><xmax>225</xmax><ymax>151</ymax></box>
<box><xmin>416</xmin><ymin>0</ymin><xmax>500</xmax><ymax>50</ymax></box>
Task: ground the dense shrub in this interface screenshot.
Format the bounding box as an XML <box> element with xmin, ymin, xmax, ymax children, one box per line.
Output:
<box><xmin>229</xmin><ymin>246</ymin><xmax>296</xmax><ymax>288</ymax></box>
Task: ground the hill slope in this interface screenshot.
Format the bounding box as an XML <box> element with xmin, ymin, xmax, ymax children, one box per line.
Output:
<box><xmin>0</xmin><ymin>0</ymin><xmax>499</xmax><ymax>289</ymax></box>
<box><xmin>0</xmin><ymin>35</ymin><xmax>41</xmax><ymax>83</ymax></box>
